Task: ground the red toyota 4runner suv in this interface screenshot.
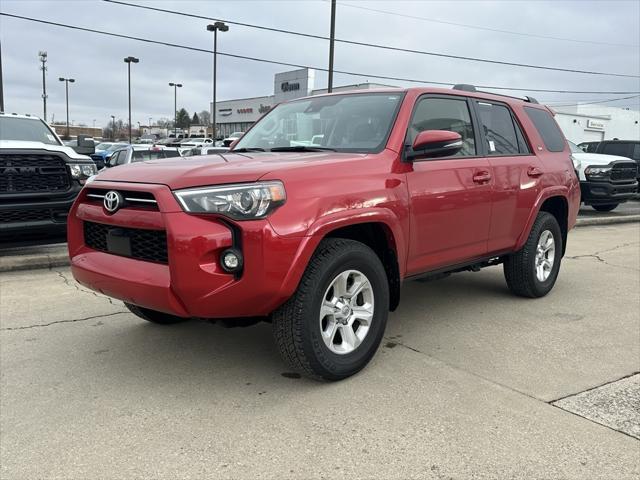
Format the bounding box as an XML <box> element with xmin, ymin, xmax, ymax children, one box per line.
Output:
<box><xmin>68</xmin><ymin>85</ymin><xmax>580</xmax><ymax>380</ymax></box>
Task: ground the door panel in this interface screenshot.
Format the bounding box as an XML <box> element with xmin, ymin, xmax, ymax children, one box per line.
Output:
<box><xmin>487</xmin><ymin>155</ymin><xmax>542</xmax><ymax>252</ymax></box>
<box><xmin>406</xmin><ymin>158</ymin><xmax>492</xmax><ymax>275</ymax></box>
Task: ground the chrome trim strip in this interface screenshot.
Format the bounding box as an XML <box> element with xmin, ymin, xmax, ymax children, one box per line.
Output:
<box><xmin>124</xmin><ymin>197</ymin><xmax>157</xmax><ymax>204</ymax></box>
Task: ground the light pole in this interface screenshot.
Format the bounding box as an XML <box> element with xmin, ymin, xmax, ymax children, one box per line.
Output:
<box><xmin>169</xmin><ymin>82</ymin><xmax>182</xmax><ymax>137</ymax></box>
<box><xmin>39</xmin><ymin>51</ymin><xmax>47</xmax><ymax>121</ymax></box>
<box><xmin>206</xmin><ymin>22</ymin><xmax>228</xmax><ymax>142</ymax></box>
<box><xmin>328</xmin><ymin>0</ymin><xmax>336</xmax><ymax>93</ymax></box>
<box><xmin>137</xmin><ymin>121</ymin><xmax>141</xmax><ymax>137</ymax></box>
<box><xmin>111</xmin><ymin>115</ymin><xmax>116</xmax><ymax>140</ymax></box>
<box><xmin>123</xmin><ymin>56</ymin><xmax>139</xmax><ymax>144</ymax></box>
<box><xmin>58</xmin><ymin>77</ymin><xmax>75</xmax><ymax>139</ymax></box>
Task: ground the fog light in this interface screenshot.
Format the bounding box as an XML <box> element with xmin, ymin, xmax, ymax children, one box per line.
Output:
<box><xmin>221</xmin><ymin>249</ymin><xmax>243</xmax><ymax>273</ymax></box>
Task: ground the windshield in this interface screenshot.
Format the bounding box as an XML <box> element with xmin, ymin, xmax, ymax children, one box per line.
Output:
<box><xmin>131</xmin><ymin>149</ymin><xmax>181</xmax><ymax>162</ymax></box>
<box><xmin>234</xmin><ymin>92</ymin><xmax>404</xmax><ymax>154</ymax></box>
<box><xmin>0</xmin><ymin>118</ymin><xmax>61</xmax><ymax>145</ymax></box>
<box><xmin>107</xmin><ymin>143</ymin><xmax>127</xmax><ymax>151</ymax></box>
<box><xmin>568</xmin><ymin>141</ymin><xmax>583</xmax><ymax>153</ymax></box>
<box><xmin>95</xmin><ymin>142</ymin><xmax>113</xmax><ymax>150</ymax></box>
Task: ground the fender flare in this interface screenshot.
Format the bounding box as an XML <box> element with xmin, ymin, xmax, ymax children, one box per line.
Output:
<box><xmin>276</xmin><ymin>208</ymin><xmax>407</xmax><ymax>301</ymax></box>
<box><xmin>515</xmin><ymin>186</ymin><xmax>569</xmax><ymax>252</ymax></box>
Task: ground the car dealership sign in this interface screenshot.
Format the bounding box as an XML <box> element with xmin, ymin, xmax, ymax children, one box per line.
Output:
<box><xmin>274</xmin><ymin>68</ymin><xmax>315</xmax><ymax>102</ymax></box>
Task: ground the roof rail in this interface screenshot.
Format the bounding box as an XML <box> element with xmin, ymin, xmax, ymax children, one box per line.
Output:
<box><xmin>452</xmin><ymin>84</ymin><xmax>477</xmax><ymax>92</ymax></box>
<box><xmin>451</xmin><ymin>84</ymin><xmax>540</xmax><ymax>104</ymax></box>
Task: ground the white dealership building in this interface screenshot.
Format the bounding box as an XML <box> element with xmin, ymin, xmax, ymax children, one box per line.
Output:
<box><xmin>553</xmin><ymin>104</ymin><xmax>639</xmax><ymax>144</ymax></box>
<box><xmin>212</xmin><ymin>68</ymin><xmax>394</xmax><ymax>137</ymax></box>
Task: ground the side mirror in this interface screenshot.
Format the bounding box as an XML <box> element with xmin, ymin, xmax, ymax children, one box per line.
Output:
<box><xmin>104</xmin><ymin>153</ymin><xmax>114</xmax><ymax>167</ymax></box>
<box><xmin>75</xmin><ymin>135</ymin><xmax>96</xmax><ymax>155</ymax></box>
<box><xmin>408</xmin><ymin>130</ymin><xmax>463</xmax><ymax>160</ymax></box>
<box><xmin>229</xmin><ymin>138</ymin><xmax>240</xmax><ymax>150</ymax></box>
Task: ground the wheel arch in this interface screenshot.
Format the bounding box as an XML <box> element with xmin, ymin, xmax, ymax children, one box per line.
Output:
<box><xmin>517</xmin><ymin>189</ymin><xmax>569</xmax><ymax>256</ymax></box>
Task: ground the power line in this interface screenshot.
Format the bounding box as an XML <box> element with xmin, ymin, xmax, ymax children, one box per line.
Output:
<box><xmin>335</xmin><ymin>1</ymin><xmax>640</xmax><ymax>49</ymax></box>
<box><xmin>102</xmin><ymin>0</ymin><xmax>639</xmax><ymax>79</ymax></box>
<box><xmin>2</xmin><ymin>12</ymin><xmax>640</xmax><ymax>96</ymax></box>
<box><xmin>546</xmin><ymin>94</ymin><xmax>640</xmax><ymax>107</ymax></box>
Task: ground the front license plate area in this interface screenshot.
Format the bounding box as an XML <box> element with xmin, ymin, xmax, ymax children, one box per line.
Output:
<box><xmin>106</xmin><ymin>228</ymin><xmax>132</xmax><ymax>257</ymax></box>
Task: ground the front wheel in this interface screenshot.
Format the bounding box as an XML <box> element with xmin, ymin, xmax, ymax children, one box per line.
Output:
<box><xmin>504</xmin><ymin>212</ymin><xmax>562</xmax><ymax>298</ymax></box>
<box><xmin>592</xmin><ymin>203</ymin><xmax>619</xmax><ymax>212</ymax></box>
<box><xmin>272</xmin><ymin>238</ymin><xmax>389</xmax><ymax>381</ymax></box>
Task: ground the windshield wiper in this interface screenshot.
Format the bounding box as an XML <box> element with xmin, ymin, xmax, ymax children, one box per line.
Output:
<box><xmin>232</xmin><ymin>147</ymin><xmax>266</xmax><ymax>153</ymax></box>
<box><xmin>270</xmin><ymin>146</ymin><xmax>337</xmax><ymax>152</ymax></box>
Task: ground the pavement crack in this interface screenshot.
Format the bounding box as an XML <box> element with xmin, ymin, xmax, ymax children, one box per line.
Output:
<box><xmin>54</xmin><ymin>269</ymin><xmax>118</xmax><ymax>305</ymax></box>
<box><xmin>1</xmin><ymin>311</ymin><xmax>128</xmax><ymax>331</ymax></box>
<box><xmin>565</xmin><ymin>241</ymin><xmax>640</xmax><ymax>272</ymax></box>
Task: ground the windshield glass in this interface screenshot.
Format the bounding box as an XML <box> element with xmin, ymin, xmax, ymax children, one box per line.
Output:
<box><xmin>568</xmin><ymin>141</ymin><xmax>582</xmax><ymax>153</ymax></box>
<box><xmin>131</xmin><ymin>149</ymin><xmax>181</xmax><ymax>162</ymax></box>
<box><xmin>95</xmin><ymin>142</ymin><xmax>112</xmax><ymax>150</ymax></box>
<box><xmin>107</xmin><ymin>143</ymin><xmax>128</xmax><ymax>151</ymax></box>
<box><xmin>0</xmin><ymin>118</ymin><xmax>61</xmax><ymax>145</ymax></box>
<box><xmin>234</xmin><ymin>92</ymin><xmax>404</xmax><ymax>153</ymax></box>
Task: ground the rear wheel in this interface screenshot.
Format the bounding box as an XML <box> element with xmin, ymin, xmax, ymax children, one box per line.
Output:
<box><xmin>272</xmin><ymin>238</ymin><xmax>389</xmax><ymax>381</ymax></box>
<box><xmin>125</xmin><ymin>303</ymin><xmax>189</xmax><ymax>325</ymax></box>
<box><xmin>592</xmin><ymin>204</ymin><xmax>618</xmax><ymax>212</ymax></box>
<box><xmin>504</xmin><ymin>212</ymin><xmax>562</xmax><ymax>298</ymax></box>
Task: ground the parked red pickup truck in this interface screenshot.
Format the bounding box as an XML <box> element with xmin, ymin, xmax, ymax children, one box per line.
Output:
<box><xmin>68</xmin><ymin>85</ymin><xmax>580</xmax><ymax>380</ymax></box>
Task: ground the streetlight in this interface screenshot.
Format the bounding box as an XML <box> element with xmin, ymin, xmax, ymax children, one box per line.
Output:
<box><xmin>111</xmin><ymin>115</ymin><xmax>116</xmax><ymax>140</ymax></box>
<box><xmin>123</xmin><ymin>56</ymin><xmax>139</xmax><ymax>144</ymax></box>
<box><xmin>168</xmin><ymin>82</ymin><xmax>182</xmax><ymax>137</ymax></box>
<box><xmin>206</xmin><ymin>22</ymin><xmax>228</xmax><ymax>142</ymax></box>
<box><xmin>39</xmin><ymin>51</ymin><xmax>47</xmax><ymax>122</ymax></box>
<box><xmin>58</xmin><ymin>77</ymin><xmax>75</xmax><ymax>139</ymax></box>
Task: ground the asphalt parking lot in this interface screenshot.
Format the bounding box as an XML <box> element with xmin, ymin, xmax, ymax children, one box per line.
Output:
<box><xmin>1</xmin><ymin>223</ymin><xmax>638</xmax><ymax>479</ymax></box>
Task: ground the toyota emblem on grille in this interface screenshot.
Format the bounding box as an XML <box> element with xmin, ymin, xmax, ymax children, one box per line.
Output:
<box><xmin>103</xmin><ymin>190</ymin><xmax>123</xmax><ymax>213</ymax></box>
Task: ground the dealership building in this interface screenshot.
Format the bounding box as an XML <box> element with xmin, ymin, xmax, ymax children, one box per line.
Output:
<box><xmin>212</xmin><ymin>68</ymin><xmax>394</xmax><ymax>137</ymax></box>
<box><xmin>553</xmin><ymin>104</ymin><xmax>639</xmax><ymax>144</ymax></box>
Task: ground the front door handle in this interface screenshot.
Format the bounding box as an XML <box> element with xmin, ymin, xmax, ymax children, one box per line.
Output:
<box><xmin>473</xmin><ymin>171</ymin><xmax>492</xmax><ymax>184</ymax></box>
<box><xmin>527</xmin><ymin>166</ymin><xmax>544</xmax><ymax>177</ymax></box>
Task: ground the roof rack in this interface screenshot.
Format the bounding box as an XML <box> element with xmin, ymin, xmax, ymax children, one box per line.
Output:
<box><xmin>452</xmin><ymin>84</ymin><xmax>539</xmax><ymax>104</ymax></box>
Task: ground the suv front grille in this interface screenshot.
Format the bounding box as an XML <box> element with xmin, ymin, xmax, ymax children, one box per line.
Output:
<box><xmin>85</xmin><ymin>188</ymin><xmax>159</xmax><ymax>210</ymax></box>
<box><xmin>610</xmin><ymin>163</ymin><xmax>638</xmax><ymax>181</ymax></box>
<box><xmin>83</xmin><ymin>221</ymin><xmax>168</xmax><ymax>264</ymax></box>
<box><xmin>0</xmin><ymin>154</ymin><xmax>70</xmax><ymax>193</ymax></box>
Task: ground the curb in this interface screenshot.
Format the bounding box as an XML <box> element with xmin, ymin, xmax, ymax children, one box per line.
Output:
<box><xmin>1</xmin><ymin>215</ymin><xmax>638</xmax><ymax>273</ymax></box>
<box><xmin>575</xmin><ymin>215</ymin><xmax>640</xmax><ymax>227</ymax></box>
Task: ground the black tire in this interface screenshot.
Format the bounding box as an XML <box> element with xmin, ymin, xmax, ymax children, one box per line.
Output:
<box><xmin>272</xmin><ymin>238</ymin><xmax>389</xmax><ymax>381</ymax></box>
<box><xmin>504</xmin><ymin>212</ymin><xmax>562</xmax><ymax>298</ymax></box>
<box><xmin>592</xmin><ymin>204</ymin><xmax>618</xmax><ymax>212</ymax></box>
<box><xmin>124</xmin><ymin>303</ymin><xmax>189</xmax><ymax>325</ymax></box>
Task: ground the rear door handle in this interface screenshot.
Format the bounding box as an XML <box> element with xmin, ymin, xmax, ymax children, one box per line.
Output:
<box><xmin>472</xmin><ymin>171</ymin><xmax>492</xmax><ymax>184</ymax></box>
<box><xmin>527</xmin><ymin>166</ymin><xmax>544</xmax><ymax>177</ymax></box>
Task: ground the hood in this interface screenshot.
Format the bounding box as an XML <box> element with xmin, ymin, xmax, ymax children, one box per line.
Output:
<box><xmin>94</xmin><ymin>151</ymin><xmax>369</xmax><ymax>189</ymax></box>
<box><xmin>0</xmin><ymin>140</ymin><xmax>91</xmax><ymax>161</ymax></box>
<box><xmin>573</xmin><ymin>151</ymin><xmax>633</xmax><ymax>166</ymax></box>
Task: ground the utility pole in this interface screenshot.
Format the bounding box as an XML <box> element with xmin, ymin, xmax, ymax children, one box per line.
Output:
<box><xmin>169</xmin><ymin>82</ymin><xmax>182</xmax><ymax>137</ymax></box>
<box><xmin>123</xmin><ymin>56</ymin><xmax>139</xmax><ymax>144</ymax></box>
<box><xmin>39</xmin><ymin>51</ymin><xmax>48</xmax><ymax>121</ymax></box>
<box><xmin>328</xmin><ymin>0</ymin><xmax>336</xmax><ymax>93</ymax></box>
<box><xmin>111</xmin><ymin>115</ymin><xmax>116</xmax><ymax>140</ymax></box>
<box><xmin>207</xmin><ymin>22</ymin><xmax>229</xmax><ymax>142</ymax></box>
<box><xmin>58</xmin><ymin>77</ymin><xmax>74</xmax><ymax>139</ymax></box>
<box><xmin>0</xmin><ymin>40</ymin><xmax>4</xmax><ymax>112</ymax></box>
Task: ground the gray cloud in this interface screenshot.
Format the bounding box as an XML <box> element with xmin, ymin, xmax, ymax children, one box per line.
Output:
<box><xmin>1</xmin><ymin>0</ymin><xmax>638</xmax><ymax>127</ymax></box>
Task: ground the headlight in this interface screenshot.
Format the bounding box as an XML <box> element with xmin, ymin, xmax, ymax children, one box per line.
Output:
<box><xmin>584</xmin><ymin>166</ymin><xmax>611</xmax><ymax>178</ymax></box>
<box><xmin>69</xmin><ymin>164</ymin><xmax>97</xmax><ymax>178</ymax></box>
<box><xmin>174</xmin><ymin>181</ymin><xmax>286</xmax><ymax>220</ymax></box>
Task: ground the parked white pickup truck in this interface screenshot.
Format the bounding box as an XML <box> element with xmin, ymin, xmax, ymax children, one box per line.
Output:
<box><xmin>569</xmin><ymin>141</ymin><xmax>638</xmax><ymax>212</ymax></box>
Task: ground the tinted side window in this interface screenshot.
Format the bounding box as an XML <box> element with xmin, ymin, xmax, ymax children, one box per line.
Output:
<box><xmin>633</xmin><ymin>143</ymin><xmax>640</xmax><ymax>160</ymax></box>
<box><xmin>476</xmin><ymin>102</ymin><xmax>525</xmax><ymax>155</ymax></box>
<box><xmin>409</xmin><ymin>97</ymin><xmax>476</xmax><ymax>156</ymax></box>
<box><xmin>524</xmin><ymin>107</ymin><xmax>566</xmax><ymax>152</ymax></box>
<box><xmin>600</xmin><ymin>143</ymin><xmax>633</xmax><ymax>158</ymax></box>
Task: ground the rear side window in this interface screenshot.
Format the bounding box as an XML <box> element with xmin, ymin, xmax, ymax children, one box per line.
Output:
<box><xmin>476</xmin><ymin>102</ymin><xmax>529</xmax><ymax>155</ymax></box>
<box><xmin>600</xmin><ymin>142</ymin><xmax>633</xmax><ymax>159</ymax></box>
<box><xmin>524</xmin><ymin>107</ymin><xmax>566</xmax><ymax>152</ymax></box>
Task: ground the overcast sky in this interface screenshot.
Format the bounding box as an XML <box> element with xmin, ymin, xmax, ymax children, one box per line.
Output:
<box><xmin>1</xmin><ymin>0</ymin><xmax>639</xmax><ymax>127</ymax></box>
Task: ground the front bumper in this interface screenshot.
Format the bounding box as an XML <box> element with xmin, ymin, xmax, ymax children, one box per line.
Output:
<box><xmin>68</xmin><ymin>181</ymin><xmax>305</xmax><ymax>318</ymax></box>
<box><xmin>0</xmin><ymin>192</ymin><xmax>80</xmax><ymax>241</ymax></box>
<box><xmin>580</xmin><ymin>180</ymin><xmax>638</xmax><ymax>205</ymax></box>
